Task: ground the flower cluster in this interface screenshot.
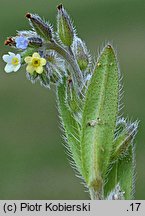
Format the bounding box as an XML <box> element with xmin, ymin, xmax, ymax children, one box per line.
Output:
<box><xmin>2</xmin><ymin>5</ymin><xmax>91</xmax><ymax>90</ymax></box>
<box><xmin>3</xmin><ymin>30</ymin><xmax>49</xmax><ymax>86</ymax></box>
<box><xmin>2</xmin><ymin>13</ymin><xmax>63</xmax><ymax>88</ymax></box>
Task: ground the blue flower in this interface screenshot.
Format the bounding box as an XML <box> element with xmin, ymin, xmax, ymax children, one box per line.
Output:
<box><xmin>15</xmin><ymin>36</ymin><xmax>28</xmax><ymax>50</ymax></box>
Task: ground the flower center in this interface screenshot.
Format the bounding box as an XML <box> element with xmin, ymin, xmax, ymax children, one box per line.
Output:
<box><xmin>32</xmin><ymin>58</ymin><xmax>40</xmax><ymax>67</ymax></box>
<box><xmin>11</xmin><ymin>57</ymin><xmax>19</xmax><ymax>66</ymax></box>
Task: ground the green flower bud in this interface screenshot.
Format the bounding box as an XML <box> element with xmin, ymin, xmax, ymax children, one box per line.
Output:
<box><xmin>26</xmin><ymin>13</ymin><xmax>53</xmax><ymax>42</ymax></box>
<box><xmin>72</xmin><ymin>36</ymin><xmax>90</xmax><ymax>71</ymax></box>
<box><xmin>57</xmin><ymin>4</ymin><xmax>75</xmax><ymax>46</ymax></box>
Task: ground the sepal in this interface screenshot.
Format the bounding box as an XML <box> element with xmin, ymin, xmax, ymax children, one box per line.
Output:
<box><xmin>57</xmin><ymin>4</ymin><xmax>75</xmax><ymax>46</ymax></box>
<box><xmin>26</xmin><ymin>13</ymin><xmax>53</xmax><ymax>42</ymax></box>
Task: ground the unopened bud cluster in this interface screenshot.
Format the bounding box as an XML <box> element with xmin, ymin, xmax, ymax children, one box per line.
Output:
<box><xmin>3</xmin><ymin>4</ymin><xmax>86</xmax><ymax>89</ymax></box>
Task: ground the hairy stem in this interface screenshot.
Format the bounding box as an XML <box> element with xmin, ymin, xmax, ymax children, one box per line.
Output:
<box><xmin>89</xmin><ymin>187</ymin><xmax>104</xmax><ymax>200</ymax></box>
<box><xmin>45</xmin><ymin>41</ymin><xmax>83</xmax><ymax>90</ymax></box>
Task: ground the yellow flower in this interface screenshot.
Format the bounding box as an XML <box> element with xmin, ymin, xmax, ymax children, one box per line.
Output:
<box><xmin>24</xmin><ymin>52</ymin><xmax>46</xmax><ymax>74</ymax></box>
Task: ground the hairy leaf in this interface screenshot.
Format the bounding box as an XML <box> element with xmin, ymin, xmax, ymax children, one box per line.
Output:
<box><xmin>104</xmin><ymin>120</ymin><xmax>138</xmax><ymax>199</ymax></box>
<box><xmin>104</xmin><ymin>144</ymin><xmax>135</xmax><ymax>199</ymax></box>
<box><xmin>57</xmin><ymin>78</ymin><xmax>82</xmax><ymax>173</ymax></box>
<box><xmin>80</xmin><ymin>45</ymin><xmax>119</xmax><ymax>188</ymax></box>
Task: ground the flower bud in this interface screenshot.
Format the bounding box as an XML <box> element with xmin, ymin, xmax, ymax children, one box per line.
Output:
<box><xmin>72</xmin><ymin>37</ymin><xmax>90</xmax><ymax>71</ymax></box>
<box><xmin>26</xmin><ymin>13</ymin><xmax>53</xmax><ymax>42</ymax></box>
<box><xmin>4</xmin><ymin>31</ymin><xmax>41</xmax><ymax>50</ymax></box>
<box><xmin>57</xmin><ymin>4</ymin><xmax>75</xmax><ymax>46</ymax></box>
<box><xmin>17</xmin><ymin>31</ymin><xmax>43</xmax><ymax>48</ymax></box>
<box><xmin>4</xmin><ymin>37</ymin><xmax>16</xmax><ymax>47</ymax></box>
<box><xmin>28</xmin><ymin>37</ymin><xmax>43</xmax><ymax>48</ymax></box>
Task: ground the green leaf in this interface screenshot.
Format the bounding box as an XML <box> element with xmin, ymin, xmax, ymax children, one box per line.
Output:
<box><xmin>104</xmin><ymin>162</ymin><xmax>118</xmax><ymax>198</ymax></box>
<box><xmin>66</xmin><ymin>83</ymin><xmax>83</xmax><ymax>124</ymax></box>
<box><xmin>111</xmin><ymin>121</ymin><xmax>138</xmax><ymax>161</ymax></box>
<box><xmin>104</xmin><ymin>120</ymin><xmax>138</xmax><ymax>199</ymax></box>
<box><xmin>104</xmin><ymin>144</ymin><xmax>135</xmax><ymax>199</ymax></box>
<box><xmin>80</xmin><ymin>45</ymin><xmax>119</xmax><ymax>189</ymax></box>
<box><xmin>57</xmin><ymin>78</ymin><xmax>82</xmax><ymax>173</ymax></box>
<box><xmin>118</xmin><ymin>144</ymin><xmax>135</xmax><ymax>199</ymax></box>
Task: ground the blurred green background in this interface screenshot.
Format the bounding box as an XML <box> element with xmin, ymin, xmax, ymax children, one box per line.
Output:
<box><xmin>0</xmin><ymin>0</ymin><xmax>144</xmax><ymax>199</ymax></box>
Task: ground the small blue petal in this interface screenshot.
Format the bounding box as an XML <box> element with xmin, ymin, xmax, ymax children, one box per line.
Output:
<box><xmin>15</xmin><ymin>36</ymin><xmax>28</xmax><ymax>50</ymax></box>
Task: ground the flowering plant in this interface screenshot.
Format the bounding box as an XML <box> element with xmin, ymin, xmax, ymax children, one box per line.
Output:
<box><xmin>2</xmin><ymin>4</ymin><xmax>138</xmax><ymax>200</ymax></box>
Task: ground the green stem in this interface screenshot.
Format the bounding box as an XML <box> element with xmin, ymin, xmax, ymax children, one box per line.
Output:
<box><xmin>89</xmin><ymin>187</ymin><xmax>104</xmax><ymax>200</ymax></box>
<box><xmin>45</xmin><ymin>41</ymin><xmax>83</xmax><ymax>91</ymax></box>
